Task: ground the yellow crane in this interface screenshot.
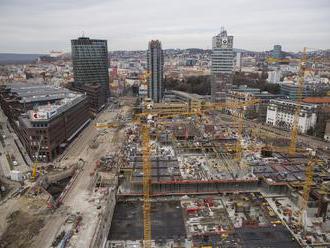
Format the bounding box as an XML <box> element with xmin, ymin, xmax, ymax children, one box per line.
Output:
<box><xmin>135</xmin><ymin>98</ymin><xmax>261</xmax><ymax>247</ymax></box>
<box><xmin>142</xmin><ymin>124</ymin><xmax>152</xmax><ymax>247</ymax></box>
<box><xmin>300</xmin><ymin>156</ymin><xmax>318</xmax><ymax>229</ymax></box>
<box><xmin>289</xmin><ymin>47</ymin><xmax>307</xmax><ymax>155</ymax></box>
<box><xmin>95</xmin><ymin>122</ymin><xmax>121</xmax><ymax>129</ymax></box>
<box><xmin>141</xmin><ymin>71</ymin><xmax>150</xmax><ymax>86</ymax></box>
<box><xmin>140</xmin><ymin>99</ymin><xmax>260</xmax><ymax>121</ymax></box>
<box><xmin>268</xmin><ymin>48</ymin><xmax>323</xmax><ymax>157</ymax></box>
<box><xmin>233</xmin><ymin>100</ymin><xmax>259</xmax><ymax>162</ymax></box>
<box><xmin>266</xmin><ymin>57</ymin><xmax>300</xmax><ymax>64</ymax></box>
<box><xmin>221</xmin><ymin>98</ymin><xmax>259</xmax><ymax>162</ymax></box>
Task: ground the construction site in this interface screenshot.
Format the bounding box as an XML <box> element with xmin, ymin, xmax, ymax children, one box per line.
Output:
<box><xmin>1</xmin><ymin>46</ymin><xmax>330</xmax><ymax>248</ymax></box>
<box><xmin>100</xmin><ymin>99</ymin><xmax>329</xmax><ymax>248</ymax></box>
<box><xmin>0</xmin><ymin>92</ymin><xmax>330</xmax><ymax>248</ymax></box>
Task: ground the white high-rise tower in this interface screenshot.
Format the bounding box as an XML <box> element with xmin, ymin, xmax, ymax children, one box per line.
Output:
<box><xmin>211</xmin><ymin>28</ymin><xmax>234</xmax><ymax>101</ymax></box>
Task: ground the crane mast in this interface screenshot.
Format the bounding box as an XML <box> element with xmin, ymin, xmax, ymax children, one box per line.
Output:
<box><xmin>142</xmin><ymin>125</ymin><xmax>152</xmax><ymax>247</ymax></box>
<box><xmin>289</xmin><ymin>47</ymin><xmax>307</xmax><ymax>155</ymax></box>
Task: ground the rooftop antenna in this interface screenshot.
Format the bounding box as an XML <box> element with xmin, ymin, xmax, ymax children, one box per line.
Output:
<box><xmin>82</xmin><ymin>31</ymin><xmax>85</xmax><ymax>38</ymax></box>
<box><xmin>220</xmin><ymin>26</ymin><xmax>227</xmax><ymax>36</ymax></box>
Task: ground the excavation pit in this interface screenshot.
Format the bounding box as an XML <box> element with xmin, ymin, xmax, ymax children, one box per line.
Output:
<box><xmin>108</xmin><ymin>200</ymin><xmax>186</xmax><ymax>242</ymax></box>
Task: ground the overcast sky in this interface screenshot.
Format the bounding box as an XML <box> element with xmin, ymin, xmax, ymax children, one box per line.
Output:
<box><xmin>0</xmin><ymin>0</ymin><xmax>329</xmax><ymax>53</ymax></box>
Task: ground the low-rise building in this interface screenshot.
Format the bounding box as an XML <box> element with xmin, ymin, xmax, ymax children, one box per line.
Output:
<box><xmin>226</xmin><ymin>85</ymin><xmax>285</xmax><ymax>120</ymax></box>
<box><xmin>280</xmin><ymin>82</ymin><xmax>313</xmax><ymax>100</ymax></box>
<box><xmin>267</xmin><ymin>68</ymin><xmax>281</xmax><ymax>84</ymax></box>
<box><xmin>0</xmin><ymin>83</ymin><xmax>72</xmax><ymax>125</ymax></box>
<box><xmin>66</xmin><ymin>81</ymin><xmax>106</xmax><ymax>115</ymax></box>
<box><xmin>303</xmin><ymin>97</ymin><xmax>330</xmax><ymax>140</ymax></box>
<box><xmin>165</xmin><ymin>90</ymin><xmax>204</xmax><ymax>111</ymax></box>
<box><xmin>266</xmin><ymin>99</ymin><xmax>317</xmax><ymax>134</ymax></box>
<box><xmin>0</xmin><ymin>83</ymin><xmax>90</xmax><ymax>162</ymax></box>
<box><xmin>143</xmin><ymin>90</ymin><xmax>206</xmax><ymax>115</ymax></box>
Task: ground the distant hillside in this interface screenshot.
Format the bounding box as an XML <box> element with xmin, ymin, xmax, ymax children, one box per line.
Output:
<box><xmin>0</xmin><ymin>53</ymin><xmax>45</xmax><ymax>65</ymax></box>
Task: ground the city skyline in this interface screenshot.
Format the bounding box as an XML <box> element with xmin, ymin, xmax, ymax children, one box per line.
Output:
<box><xmin>0</xmin><ymin>0</ymin><xmax>329</xmax><ymax>53</ymax></box>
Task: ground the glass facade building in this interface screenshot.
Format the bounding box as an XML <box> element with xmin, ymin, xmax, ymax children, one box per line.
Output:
<box><xmin>272</xmin><ymin>45</ymin><xmax>282</xmax><ymax>59</ymax></box>
<box><xmin>71</xmin><ymin>37</ymin><xmax>110</xmax><ymax>101</ymax></box>
<box><xmin>211</xmin><ymin>29</ymin><xmax>234</xmax><ymax>74</ymax></box>
<box><xmin>147</xmin><ymin>40</ymin><xmax>164</xmax><ymax>103</ymax></box>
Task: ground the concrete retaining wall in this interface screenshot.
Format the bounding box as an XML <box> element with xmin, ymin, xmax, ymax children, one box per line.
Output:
<box><xmin>90</xmin><ymin>188</ymin><xmax>117</xmax><ymax>248</ymax></box>
<box><xmin>125</xmin><ymin>178</ymin><xmax>290</xmax><ymax>196</ymax></box>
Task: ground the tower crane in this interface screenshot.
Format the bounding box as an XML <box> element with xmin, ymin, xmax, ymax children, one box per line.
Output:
<box><xmin>266</xmin><ymin>57</ymin><xmax>300</xmax><ymax>64</ymax></box>
<box><xmin>142</xmin><ymin>124</ymin><xmax>152</xmax><ymax>247</ymax></box>
<box><xmin>134</xmin><ymin>98</ymin><xmax>261</xmax><ymax>247</ymax></box>
<box><xmin>299</xmin><ymin>153</ymin><xmax>319</xmax><ymax>230</ymax></box>
<box><xmin>289</xmin><ymin>47</ymin><xmax>307</xmax><ymax>156</ymax></box>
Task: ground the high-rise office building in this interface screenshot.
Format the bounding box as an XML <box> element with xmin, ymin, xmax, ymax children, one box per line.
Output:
<box><xmin>71</xmin><ymin>37</ymin><xmax>110</xmax><ymax>107</ymax></box>
<box><xmin>211</xmin><ymin>28</ymin><xmax>234</xmax><ymax>101</ymax></box>
<box><xmin>272</xmin><ymin>45</ymin><xmax>282</xmax><ymax>59</ymax></box>
<box><xmin>147</xmin><ymin>40</ymin><xmax>164</xmax><ymax>103</ymax></box>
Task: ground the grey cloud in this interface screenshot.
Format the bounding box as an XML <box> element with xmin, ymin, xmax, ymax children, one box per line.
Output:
<box><xmin>0</xmin><ymin>0</ymin><xmax>329</xmax><ymax>53</ymax></box>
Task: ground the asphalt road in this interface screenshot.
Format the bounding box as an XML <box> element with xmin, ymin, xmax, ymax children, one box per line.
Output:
<box><xmin>32</xmin><ymin>104</ymin><xmax>125</xmax><ymax>248</ymax></box>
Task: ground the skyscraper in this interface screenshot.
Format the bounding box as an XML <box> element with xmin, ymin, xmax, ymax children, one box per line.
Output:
<box><xmin>71</xmin><ymin>37</ymin><xmax>110</xmax><ymax>102</ymax></box>
<box><xmin>147</xmin><ymin>40</ymin><xmax>164</xmax><ymax>103</ymax></box>
<box><xmin>211</xmin><ymin>28</ymin><xmax>234</xmax><ymax>101</ymax></box>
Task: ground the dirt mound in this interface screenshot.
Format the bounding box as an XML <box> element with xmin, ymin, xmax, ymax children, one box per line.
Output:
<box><xmin>0</xmin><ymin>210</ymin><xmax>45</xmax><ymax>248</ymax></box>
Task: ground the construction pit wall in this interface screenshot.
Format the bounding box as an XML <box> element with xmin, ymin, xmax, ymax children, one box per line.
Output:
<box><xmin>120</xmin><ymin>177</ymin><xmax>290</xmax><ymax>197</ymax></box>
<box><xmin>34</xmin><ymin>165</ymin><xmax>80</xmax><ymax>208</ymax></box>
<box><xmin>105</xmin><ymin>183</ymin><xmax>330</xmax><ymax>247</ymax></box>
<box><xmin>88</xmin><ymin>153</ymin><xmax>123</xmax><ymax>248</ymax></box>
<box><xmin>90</xmin><ymin>187</ymin><xmax>117</xmax><ymax>248</ymax></box>
<box><xmin>106</xmin><ymin>193</ymin><xmax>302</xmax><ymax>248</ymax></box>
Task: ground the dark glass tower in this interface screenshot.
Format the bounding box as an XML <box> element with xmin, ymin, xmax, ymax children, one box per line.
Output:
<box><xmin>71</xmin><ymin>37</ymin><xmax>110</xmax><ymax>100</ymax></box>
<box><xmin>147</xmin><ymin>40</ymin><xmax>164</xmax><ymax>103</ymax></box>
<box><xmin>272</xmin><ymin>45</ymin><xmax>283</xmax><ymax>59</ymax></box>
